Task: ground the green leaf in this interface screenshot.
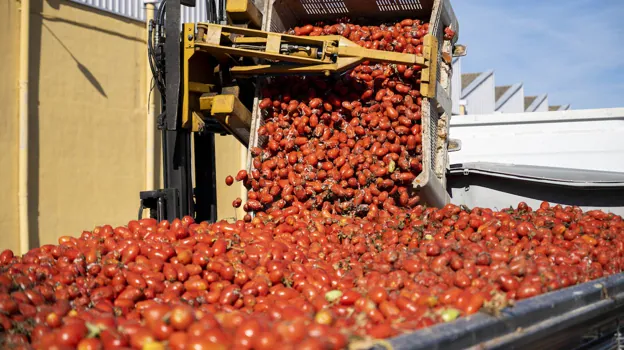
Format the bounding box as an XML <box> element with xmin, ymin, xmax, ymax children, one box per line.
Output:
<box><xmin>325</xmin><ymin>290</ymin><xmax>343</xmax><ymax>303</ymax></box>
<box><xmin>388</xmin><ymin>159</ymin><xmax>396</xmax><ymax>173</ymax></box>
<box><xmin>86</xmin><ymin>322</ymin><xmax>102</xmax><ymax>338</ymax></box>
<box><xmin>440</xmin><ymin>308</ymin><xmax>461</xmax><ymax>323</ymax></box>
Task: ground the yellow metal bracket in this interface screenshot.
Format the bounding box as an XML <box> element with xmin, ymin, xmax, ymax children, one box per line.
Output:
<box><xmin>453</xmin><ymin>44</ymin><xmax>467</xmax><ymax>57</ymax></box>
<box><xmin>181</xmin><ymin>21</ymin><xmax>440</xmax><ymax>135</ymax></box>
<box><xmin>192</xmin><ymin>24</ymin><xmax>432</xmax><ymax>76</ymax></box>
<box><xmin>420</xmin><ymin>34</ymin><xmax>438</xmax><ymax>99</ymax></box>
<box><xmin>188</xmin><ymin>82</ymin><xmax>214</xmax><ymax>93</ymax></box>
<box><xmin>199</xmin><ymin>93</ymin><xmax>251</xmax><ymax>145</ymax></box>
<box><xmin>226</xmin><ymin>0</ymin><xmax>262</xmax><ymax>29</ymax></box>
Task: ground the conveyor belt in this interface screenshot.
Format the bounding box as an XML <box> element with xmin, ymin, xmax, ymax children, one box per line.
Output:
<box><xmin>370</xmin><ymin>273</ymin><xmax>624</xmax><ymax>350</ymax></box>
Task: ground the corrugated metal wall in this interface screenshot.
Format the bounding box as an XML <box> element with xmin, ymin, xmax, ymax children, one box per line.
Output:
<box><xmin>69</xmin><ymin>0</ymin><xmax>208</xmax><ymax>23</ymax></box>
<box><xmin>181</xmin><ymin>1</ymin><xmax>209</xmax><ymax>23</ymax></box>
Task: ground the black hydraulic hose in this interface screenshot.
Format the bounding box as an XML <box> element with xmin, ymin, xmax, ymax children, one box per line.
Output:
<box><xmin>216</xmin><ymin>0</ymin><xmax>222</xmax><ymax>23</ymax></box>
<box><xmin>147</xmin><ymin>21</ymin><xmax>160</xmax><ymax>93</ymax></box>
<box><xmin>205</xmin><ymin>0</ymin><xmax>211</xmax><ymax>22</ymax></box>
<box><xmin>147</xmin><ymin>20</ymin><xmax>165</xmax><ymax>97</ymax></box>
<box><xmin>221</xmin><ymin>0</ymin><xmax>226</xmax><ymax>23</ymax></box>
<box><xmin>207</xmin><ymin>0</ymin><xmax>218</xmax><ymax>23</ymax></box>
<box><xmin>157</xmin><ymin>0</ymin><xmax>166</xmax><ymax>25</ymax></box>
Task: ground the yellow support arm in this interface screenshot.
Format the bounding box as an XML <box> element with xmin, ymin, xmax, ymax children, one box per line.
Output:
<box><xmin>192</xmin><ymin>23</ymin><xmax>436</xmax><ymax>80</ymax></box>
<box><xmin>199</xmin><ymin>93</ymin><xmax>251</xmax><ymax>145</ymax></box>
<box><xmin>181</xmin><ymin>21</ymin><xmax>440</xmax><ymax>141</ymax></box>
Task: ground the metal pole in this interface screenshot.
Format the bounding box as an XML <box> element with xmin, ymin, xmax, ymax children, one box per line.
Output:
<box><xmin>18</xmin><ymin>0</ymin><xmax>31</xmax><ymax>254</ymax></box>
<box><xmin>163</xmin><ymin>0</ymin><xmax>194</xmax><ymax>220</ymax></box>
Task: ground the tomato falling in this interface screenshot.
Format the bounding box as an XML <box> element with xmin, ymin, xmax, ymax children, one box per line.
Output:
<box><xmin>233</xmin><ymin>17</ymin><xmax>434</xmax><ymax>218</ymax></box>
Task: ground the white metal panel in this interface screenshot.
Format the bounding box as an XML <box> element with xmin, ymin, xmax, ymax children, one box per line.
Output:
<box><xmin>449</xmin><ymin>182</ymin><xmax>624</xmax><ymax>216</ymax></box>
<box><xmin>451</xmin><ymin>58</ymin><xmax>461</xmax><ymax>115</ymax></box>
<box><xmin>181</xmin><ymin>0</ymin><xmax>208</xmax><ymax>23</ymax></box>
<box><xmin>70</xmin><ymin>0</ymin><xmax>146</xmax><ymax>21</ymax></box>
<box><xmin>448</xmin><ymin>108</ymin><xmax>624</xmax><ymax>173</ymax></box>
<box><xmin>69</xmin><ymin>0</ymin><xmax>209</xmax><ymax>23</ymax></box>
<box><xmin>464</xmin><ymin>73</ymin><xmax>495</xmax><ymax>115</ymax></box>
<box><xmin>497</xmin><ymin>86</ymin><xmax>524</xmax><ymax>113</ymax></box>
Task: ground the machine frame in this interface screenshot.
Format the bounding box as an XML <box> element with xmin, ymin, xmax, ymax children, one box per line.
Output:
<box><xmin>140</xmin><ymin>0</ymin><xmax>441</xmax><ymax>223</ymax></box>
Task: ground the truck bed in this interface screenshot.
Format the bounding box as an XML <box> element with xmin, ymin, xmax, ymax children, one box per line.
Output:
<box><xmin>362</xmin><ymin>108</ymin><xmax>624</xmax><ymax>349</ymax></box>
<box><xmin>448</xmin><ymin>108</ymin><xmax>624</xmax><ymax>173</ymax></box>
<box><xmin>446</xmin><ymin>108</ymin><xmax>624</xmax><ymax>215</ymax></box>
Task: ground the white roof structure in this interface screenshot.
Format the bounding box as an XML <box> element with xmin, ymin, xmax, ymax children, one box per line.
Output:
<box><xmin>460</xmin><ymin>70</ymin><xmax>495</xmax><ymax>115</ymax></box>
<box><xmin>451</xmin><ymin>57</ymin><xmax>569</xmax><ymax>115</ymax></box>
<box><xmin>525</xmin><ymin>94</ymin><xmax>549</xmax><ymax>112</ymax></box>
<box><xmin>495</xmin><ymin>83</ymin><xmax>524</xmax><ymax>113</ymax></box>
<box><xmin>549</xmin><ymin>104</ymin><xmax>571</xmax><ymax>111</ymax></box>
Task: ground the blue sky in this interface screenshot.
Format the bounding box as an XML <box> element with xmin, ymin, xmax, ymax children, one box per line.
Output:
<box><xmin>452</xmin><ymin>0</ymin><xmax>624</xmax><ymax>109</ymax></box>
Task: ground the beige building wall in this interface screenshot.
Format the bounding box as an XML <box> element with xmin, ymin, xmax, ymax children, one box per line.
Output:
<box><xmin>0</xmin><ymin>1</ymin><xmax>21</xmax><ymax>252</ymax></box>
<box><xmin>31</xmin><ymin>0</ymin><xmax>147</xmax><ymax>246</ymax></box>
<box><xmin>1</xmin><ymin>0</ymin><xmax>247</xmax><ymax>251</ymax></box>
<box><xmin>214</xmin><ymin>134</ymin><xmax>247</xmax><ymax>221</ymax></box>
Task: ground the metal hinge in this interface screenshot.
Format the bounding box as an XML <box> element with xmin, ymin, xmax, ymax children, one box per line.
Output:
<box><xmin>453</xmin><ymin>44</ymin><xmax>467</xmax><ymax>57</ymax></box>
<box><xmin>448</xmin><ymin>138</ymin><xmax>462</xmax><ymax>152</ymax></box>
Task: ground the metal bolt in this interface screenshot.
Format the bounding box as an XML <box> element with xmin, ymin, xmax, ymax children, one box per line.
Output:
<box><xmin>188</xmin><ymin>35</ymin><xmax>193</xmax><ymax>40</ymax></box>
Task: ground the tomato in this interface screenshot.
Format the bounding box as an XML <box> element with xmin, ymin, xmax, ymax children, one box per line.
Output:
<box><xmin>225</xmin><ymin>176</ymin><xmax>234</xmax><ymax>186</ymax></box>
<box><xmin>142</xmin><ymin>304</ymin><xmax>170</xmax><ymax>330</ymax></box>
<box><xmin>56</xmin><ymin>322</ymin><xmax>88</xmax><ymax>347</ymax></box>
<box><xmin>129</xmin><ymin>328</ymin><xmax>156</xmax><ymax>349</ymax></box>
<box><xmin>314</xmin><ymin>309</ymin><xmax>334</xmax><ymax>326</ymax></box>
<box><xmin>0</xmin><ymin>298</ymin><xmax>18</xmax><ymax>315</ymax></box>
<box><xmin>516</xmin><ymin>283</ymin><xmax>542</xmax><ymax>300</ymax></box>
<box><xmin>0</xmin><ymin>249</ymin><xmax>14</xmax><ymax>265</ymax></box>
<box><xmin>46</xmin><ymin>312</ymin><xmax>62</xmax><ymax>328</ymax></box>
<box><xmin>368</xmin><ymin>286</ymin><xmax>388</xmax><ymax>304</ymax></box>
<box><xmin>499</xmin><ymin>274</ymin><xmax>520</xmax><ymax>292</ymax></box>
<box><xmin>169</xmin><ymin>305</ymin><xmax>194</xmax><ymax>331</ymax></box>
<box><xmin>454</xmin><ymin>271</ymin><xmax>471</xmax><ymax>289</ymax></box>
<box><xmin>77</xmin><ymin>338</ymin><xmax>103</xmax><ymax>350</ymax></box>
<box><xmin>168</xmin><ymin>332</ymin><xmax>188</xmax><ymax>350</ymax></box>
<box><xmin>368</xmin><ymin>323</ymin><xmax>395</xmax><ymax>339</ymax></box>
<box><xmin>464</xmin><ymin>293</ymin><xmax>485</xmax><ymax>315</ymax></box>
<box><xmin>235</xmin><ymin>170</ymin><xmax>248</xmax><ymax>182</ymax></box>
<box><xmin>235</xmin><ymin>317</ymin><xmax>263</xmax><ymax>340</ymax></box>
<box><xmin>151</xmin><ymin>320</ymin><xmax>173</xmax><ymax>340</ymax></box>
<box><xmin>276</xmin><ymin>318</ymin><xmax>307</xmax><ymax>343</ymax></box>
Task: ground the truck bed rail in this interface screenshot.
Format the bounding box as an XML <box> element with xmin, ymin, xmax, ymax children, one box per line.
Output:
<box><xmin>373</xmin><ymin>273</ymin><xmax>624</xmax><ymax>350</ymax></box>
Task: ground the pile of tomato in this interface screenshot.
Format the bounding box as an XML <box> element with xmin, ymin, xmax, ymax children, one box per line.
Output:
<box><xmin>2</xmin><ymin>17</ymin><xmax>624</xmax><ymax>350</ymax></box>
<box><xmin>1</xmin><ymin>201</ymin><xmax>623</xmax><ymax>349</ymax></box>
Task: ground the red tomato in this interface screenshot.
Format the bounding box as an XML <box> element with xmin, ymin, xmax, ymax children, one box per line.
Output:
<box><xmin>169</xmin><ymin>305</ymin><xmax>194</xmax><ymax>331</ymax></box>
<box><xmin>56</xmin><ymin>322</ymin><xmax>88</xmax><ymax>347</ymax></box>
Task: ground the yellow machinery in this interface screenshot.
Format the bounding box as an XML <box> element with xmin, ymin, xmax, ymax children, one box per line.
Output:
<box><xmin>180</xmin><ymin>18</ymin><xmax>438</xmax><ymax>144</ymax></box>
<box><xmin>141</xmin><ymin>0</ymin><xmax>441</xmax><ymax>223</ymax></box>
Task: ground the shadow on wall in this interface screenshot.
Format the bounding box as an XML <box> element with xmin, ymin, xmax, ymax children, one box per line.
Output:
<box><xmin>41</xmin><ymin>22</ymin><xmax>107</xmax><ymax>98</ymax></box>
<box><xmin>47</xmin><ymin>0</ymin><xmax>60</xmax><ymax>9</ymax></box>
<box><xmin>28</xmin><ymin>0</ymin><xmax>44</xmax><ymax>250</ymax></box>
